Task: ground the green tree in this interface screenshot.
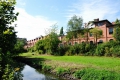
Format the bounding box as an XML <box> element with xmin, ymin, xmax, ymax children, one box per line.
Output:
<box><xmin>0</xmin><ymin>0</ymin><xmax>19</xmax><ymax>55</ymax></box>
<box><xmin>113</xmin><ymin>19</ymin><xmax>120</xmax><ymax>42</ymax></box>
<box><xmin>90</xmin><ymin>27</ymin><xmax>103</xmax><ymax>45</ymax></box>
<box><xmin>14</xmin><ymin>38</ymin><xmax>27</xmax><ymax>54</ymax></box>
<box><xmin>67</xmin><ymin>15</ymin><xmax>83</xmax><ymax>44</ymax></box>
<box><xmin>44</xmin><ymin>24</ymin><xmax>60</xmax><ymax>55</ymax></box>
<box><xmin>34</xmin><ymin>40</ymin><xmax>45</xmax><ymax>54</ymax></box>
<box><xmin>82</xmin><ymin>23</ymin><xmax>90</xmax><ymax>43</ymax></box>
<box><xmin>59</xmin><ymin>27</ymin><xmax>64</xmax><ymax>36</ymax></box>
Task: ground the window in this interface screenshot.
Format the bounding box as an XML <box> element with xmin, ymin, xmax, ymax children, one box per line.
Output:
<box><xmin>82</xmin><ymin>41</ymin><xmax>84</xmax><ymax>43</ymax></box>
<box><xmin>98</xmin><ymin>40</ymin><xmax>103</xmax><ymax>44</ymax></box>
<box><xmin>109</xmin><ymin>39</ymin><xmax>113</xmax><ymax>41</ymax></box>
<box><xmin>75</xmin><ymin>42</ymin><xmax>77</xmax><ymax>44</ymax></box>
<box><xmin>90</xmin><ymin>41</ymin><xmax>93</xmax><ymax>44</ymax></box>
<box><xmin>89</xmin><ymin>33</ymin><xmax>92</xmax><ymax>37</ymax></box>
<box><xmin>109</xmin><ymin>28</ymin><xmax>113</xmax><ymax>34</ymax></box>
<box><xmin>98</xmin><ymin>22</ymin><xmax>103</xmax><ymax>26</ymax></box>
<box><xmin>99</xmin><ymin>40</ymin><xmax>103</xmax><ymax>42</ymax></box>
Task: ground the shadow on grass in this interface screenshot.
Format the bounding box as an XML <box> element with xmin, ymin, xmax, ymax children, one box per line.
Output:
<box><xmin>13</xmin><ymin>56</ymin><xmax>46</xmax><ymax>69</ymax></box>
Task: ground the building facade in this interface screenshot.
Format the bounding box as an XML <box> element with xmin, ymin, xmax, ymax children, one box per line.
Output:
<box><xmin>25</xmin><ymin>18</ymin><xmax>115</xmax><ymax>48</ymax></box>
<box><xmin>59</xmin><ymin>18</ymin><xmax>115</xmax><ymax>45</ymax></box>
<box><xmin>24</xmin><ymin>36</ymin><xmax>44</xmax><ymax>49</ymax></box>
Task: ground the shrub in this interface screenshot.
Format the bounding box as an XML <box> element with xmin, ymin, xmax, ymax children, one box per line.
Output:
<box><xmin>56</xmin><ymin>67</ymin><xmax>67</xmax><ymax>76</ymax></box>
<box><xmin>111</xmin><ymin>46</ymin><xmax>120</xmax><ymax>57</ymax></box>
<box><xmin>37</xmin><ymin>50</ymin><xmax>43</xmax><ymax>54</ymax></box>
<box><xmin>58</xmin><ymin>45</ymin><xmax>69</xmax><ymax>56</ymax></box>
<box><xmin>95</xmin><ymin>41</ymin><xmax>120</xmax><ymax>56</ymax></box>
<box><xmin>74</xmin><ymin>68</ymin><xmax>120</xmax><ymax>80</ymax></box>
<box><xmin>42</xmin><ymin>65</ymin><xmax>52</xmax><ymax>71</ymax></box>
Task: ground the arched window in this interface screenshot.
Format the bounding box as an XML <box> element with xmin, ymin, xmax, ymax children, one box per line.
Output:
<box><xmin>98</xmin><ymin>40</ymin><xmax>103</xmax><ymax>44</ymax></box>
<box><xmin>109</xmin><ymin>39</ymin><xmax>113</xmax><ymax>41</ymax></box>
<box><xmin>90</xmin><ymin>41</ymin><xmax>93</xmax><ymax>44</ymax></box>
<box><xmin>75</xmin><ymin>42</ymin><xmax>78</xmax><ymax>44</ymax></box>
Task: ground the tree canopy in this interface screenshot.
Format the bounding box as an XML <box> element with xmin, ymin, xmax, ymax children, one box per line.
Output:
<box><xmin>66</xmin><ymin>15</ymin><xmax>83</xmax><ymax>40</ymax></box>
<box><xmin>90</xmin><ymin>27</ymin><xmax>103</xmax><ymax>45</ymax></box>
<box><xmin>59</xmin><ymin>27</ymin><xmax>64</xmax><ymax>36</ymax></box>
<box><xmin>0</xmin><ymin>0</ymin><xmax>19</xmax><ymax>55</ymax></box>
<box><xmin>113</xmin><ymin>19</ymin><xmax>120</xmax><ymax>42</ymax></box>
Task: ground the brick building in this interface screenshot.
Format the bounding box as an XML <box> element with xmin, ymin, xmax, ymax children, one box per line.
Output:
<box><xmin>59</xmin><ymin>18</ymin><xmax>115</xmax><ymax>45</ymax></box>
<box><xmin>25</xmin><ymin>18</ymin><xmax>115</xmax><ymax>48</ymax></box>
<box><xmin>24</xmin><ymin>36</ymin><xmax>44</xmax><ymax>49</ymax></box>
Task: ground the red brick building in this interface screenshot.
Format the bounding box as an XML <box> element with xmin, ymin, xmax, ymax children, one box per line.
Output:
<box><xmin>25</xmin><ymin>18</ymin><xmax>115</xmax><ymax>48</ymax></box>
<box><xmin>24</xmin><ymin>36</ymin><xmax>44</xmax><ymax>49</ymax></box>
<box><xmin>59</xmin><ymin>18</ymin><xmax>115</xmax><ymax>45</ymax></box>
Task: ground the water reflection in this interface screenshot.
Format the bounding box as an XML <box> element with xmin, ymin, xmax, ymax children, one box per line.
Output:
<box><xmin>0</xmin><ymin>57</ymin><xmax>24</xmax><ymax>80</ymax></box>
<box><xmin>22</xmin><ymin>65</ymin><xmax>61</xmax><ymax>80</ymax></box>
<box><xmin>0</xmin><ymin>58</ymin><xmax>62</xmax><ymax>80</ymax></box>
<box><xmin>22</xmin><ymin>65</ymin><xmax>46</xmax><ymax>80</ymax></box>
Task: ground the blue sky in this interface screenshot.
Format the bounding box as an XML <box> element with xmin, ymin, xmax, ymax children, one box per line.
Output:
<box><xmin>15</xmin><ymin>0</ymin><xmax>120</xmax><ymax>40</ymax></box>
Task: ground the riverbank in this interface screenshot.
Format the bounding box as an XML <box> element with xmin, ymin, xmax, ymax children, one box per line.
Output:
<box><xmin>17</xmin><ymin>52</ymin><xmax>120</xmax><ymax>80</ymax></box>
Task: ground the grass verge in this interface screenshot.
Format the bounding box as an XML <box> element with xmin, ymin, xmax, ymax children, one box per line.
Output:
<box><xmin>19</xmin><ymin>52</ymin><xmax>120</xmax><ymax>80</ymax></box>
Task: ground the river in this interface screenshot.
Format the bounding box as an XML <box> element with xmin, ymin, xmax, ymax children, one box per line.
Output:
<box><xmin>21</xmin><ymin>64</ymin><xmax>63</xmax><ymax>80</ymax></box>
<box><xmin>0</xmin><ymin>58</ymin><xmax>64</xmax><ymax>80</ymax></box>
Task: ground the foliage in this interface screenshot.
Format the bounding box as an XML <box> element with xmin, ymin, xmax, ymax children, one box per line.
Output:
<box><xmin>42</xmin><ymin>65</ymin><xmax>52</xmax><ymax>71</ymax></box>
<box><xmin>27</xmin><ymin>46</ymin><xmax>35</xmax><ymax>53</ymax></box>
<box><xmin>13</xmin><ymin>38</ymin><xmax>27</xmax><ymax>54</ymax></box>
<box><xmin>66</xmin><ymin>15</ymin><xmax>83</xmax><ymax>40</ymax></box>
<box><xmin>95</xmin><ymin>41</ymin><xmax>120</xmax><ymax>56</ymax></box>
<box><xmin>64</xmin><ymin>43</ymin><xmax>94</xmax><ymax>56</ymax></box>
<box><xmin>34</xmin><ymin>40</ymin><xmax>45</xmax><ymax>54</ymax></box>
<box><xmin>90</xmin><ymin>27</ymin><xmax>103</xmax><ymax>45</ymax></box>
<box><xmin>58</xmin><ymin>45</ymin><xmax>69</xmax><ymax>56</ymax></box>
<box><xmin>74</xmin><ymin>68</ymin><xmax>120</xmax><ymax>80</ymax></box>
<box><xmin>44</xmin><ymin>32</ymin><xmax>60</xmax><ymax>54</ymax></box>
<box><xmin>0</xmin><ymin>0</ymin><xmax>19</xmax><ymax>55</ymax></box>
<box><xmin>82</xmin><ymin>23</ymin><xmax>91</xmax><ymax>43</ymax></box>
<box><xmin>44</xmin><ymin>25</ymin><xmax>60</xmax><ymax>55</ymax></box>
<box><xmin>111</xmin><ymin>46</ymin><xmax>120</xmax><ymax>57</ymax></box>
<box><xmin>59</xmin><ymin>27</ymin><xmax>64</xmax><ymax>36</ymax></box>
<box><xmin>0</xmin><ymin>56</ymin><xmax>24</xmax><ymax>80</ymax></box>
<box><xmin>56</xmin><ymin>67</ymin><xmax>67</xmax><ymax>76</ymax></box>
<box><xmin>113</xmin><ymin>19</ymin><xmax>120</xmax><ymax>42</ymax></box>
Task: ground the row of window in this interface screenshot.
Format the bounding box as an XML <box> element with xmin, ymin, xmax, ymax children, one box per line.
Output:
<box><xmin>59</xmin><ymin>39</ymin><xmax>113</xmax><ymax>47</ymax></box>
<box><xmin>89</xmin><ymin>28</ymin><xmax>113</xmax><ymax>37</ymax></box>
<box><xmin>71</xmin><ymin>39</ymin><xmax>113</xmax><ymax>45</ymax></box>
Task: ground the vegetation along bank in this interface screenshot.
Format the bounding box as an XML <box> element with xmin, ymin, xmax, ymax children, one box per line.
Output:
<box><xmin>16</xmin><ymin>53</ymin><xmax>120</xmax><ymax>80</ymax></box>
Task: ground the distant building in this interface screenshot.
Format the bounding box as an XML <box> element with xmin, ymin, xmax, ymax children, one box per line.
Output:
<box><xmin>59</xmin><ymin>18</ymin><xmax>115</xmax><ymax>45</ymax></box>
<box><xmin>24</xmin><ymin>36</ymin><xmax>44</xmax><ymax>49</ymax></box>
<box><xmin>25</xmin><ymin>18</ymin><xmax>115</xmax><ymax>48</ymax></box>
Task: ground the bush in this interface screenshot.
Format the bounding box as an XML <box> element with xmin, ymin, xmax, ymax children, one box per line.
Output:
<box><xmin>95</xmin><ymin>41</ymin><xmax>120</xmax><ymax>56</ymax></box>
<box><xmin>111</xmin><ymin>46</ymin><xmax>120</xmax><ymax>57</ymax></box>
<box><xmin>42</xmin><ymin>65</ymin><xmax>52</xmax><ymax>71</ymax></box>
<box><xmin>74</xmin><ymin>68</ymin><xmax>120</xmax><ymax>80</ymax></box>
<box><xmin>56</xmin><ymin>67</ymin><xmax>67</xmax><ymax>76</ymax></box>
<box><xmin>27</xmin><ymin>46</ymin><xmax>35</xmax><ymax>53</ymax></box>
<box><xmin>58</xmin><ymin>45</ymin><xmax>69</xmax><ymax>56</ymax></box>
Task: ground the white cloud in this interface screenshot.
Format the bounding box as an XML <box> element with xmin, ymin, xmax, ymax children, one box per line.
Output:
<box><xmin>16</xmin><ymin>0</ymin><xmax>26</xmax><ymax>6</ymax></box>
<box><xmin>14</xmin><ymin>7</ymin><xmax>57</xmax><ymax>40</ymax></box>
<box><xmin>67</xmin><ymin>0</ymin><xmax>120</xmax><ymax>23</ymax></box>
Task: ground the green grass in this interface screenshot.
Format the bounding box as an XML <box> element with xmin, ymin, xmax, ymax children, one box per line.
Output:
<box><xmin>20</xmin><ymin>52</ymin><xmax>120</xmax><ymax>72</ymax></box>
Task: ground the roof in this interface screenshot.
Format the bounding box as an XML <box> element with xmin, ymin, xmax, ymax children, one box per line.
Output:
<box><xmin>88</xmin><ymin>19</ymin><xmax>115</xmax><ymax>27</ymax></box>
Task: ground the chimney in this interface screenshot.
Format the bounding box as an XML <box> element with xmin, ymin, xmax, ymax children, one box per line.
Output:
<box><xmin>94</xmin><ymin>18</ymin><xmax>99</xmax><ymax>22</ymax></box>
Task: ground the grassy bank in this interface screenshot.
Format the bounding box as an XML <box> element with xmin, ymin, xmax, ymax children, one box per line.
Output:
<box><xmin>19</xmin><ymin>52</ymin><xmax>120</xmax><ymax>79</ymax></box>
<box><xmin>20</xmin><ymin>52</ymin><xmax>120</xmax><ymax>71</ymax></box>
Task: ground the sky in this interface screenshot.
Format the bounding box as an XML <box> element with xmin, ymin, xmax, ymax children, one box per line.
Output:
<box><xmin>14</xmin><ymin>0</ymin><xmax>120</xmax><ymax>40</ymax></box>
